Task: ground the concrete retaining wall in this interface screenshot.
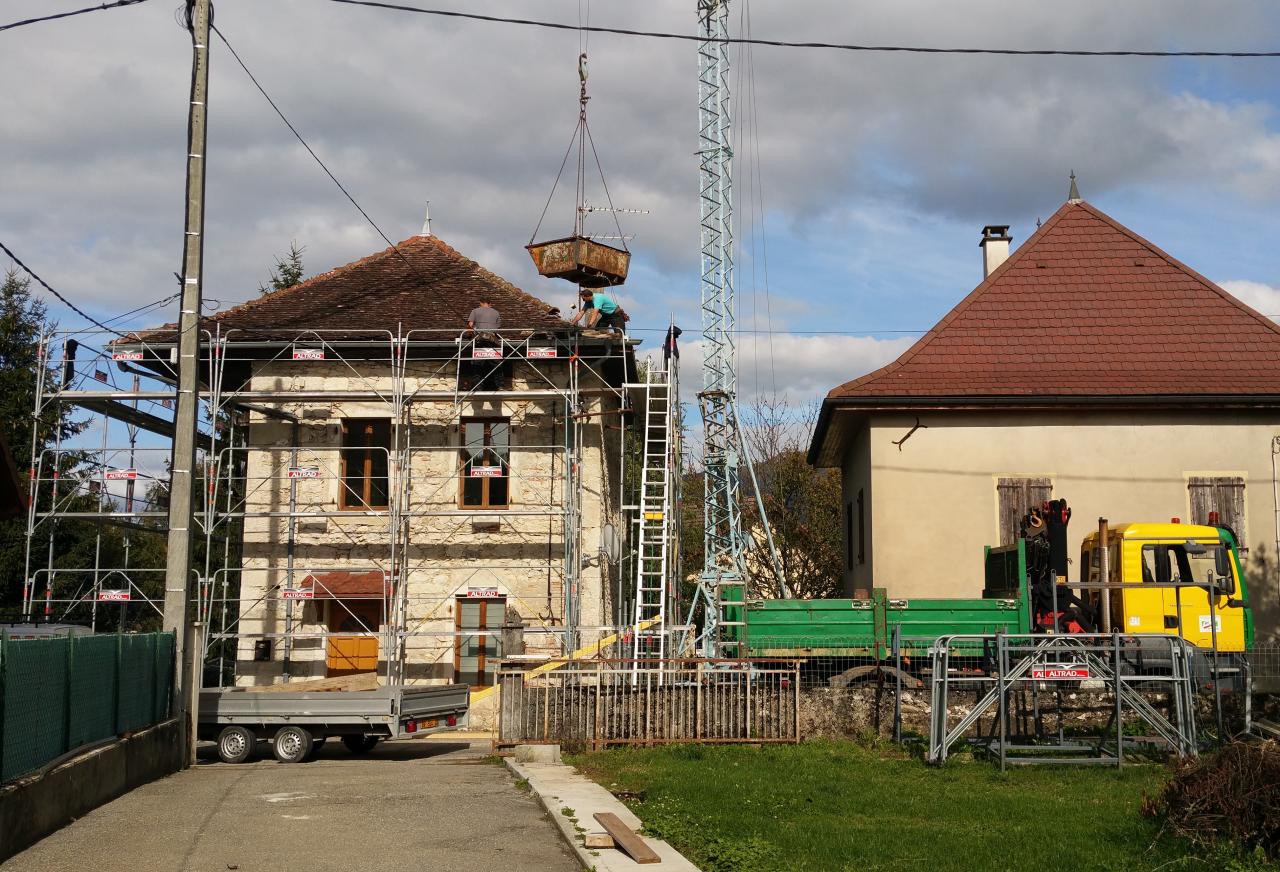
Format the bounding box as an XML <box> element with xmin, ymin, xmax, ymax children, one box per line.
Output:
<box><xmin>0</xmin><ymin>718</ymin><xmax>183</xmax><ymax>861</ymax></box>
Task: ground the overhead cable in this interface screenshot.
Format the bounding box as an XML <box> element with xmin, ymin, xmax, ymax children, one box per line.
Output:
<box><xmin>211</xmin><ymin>23</ymin><xmax>433</xmax><ymax>283</ymax></box>
<box><xmin>324</xmin><ymin>0</ymin><xmax>1280</xmax><ymax>58</ymax></box>
<box><xmin>0</xmin><ymin>0</ymin><xmax>152</xmax><ymax>33</ymax></box>
<box><xmin>0</xmin><ymin>240</ymin><xmax>125</xmax><ymax>335</ymax></box>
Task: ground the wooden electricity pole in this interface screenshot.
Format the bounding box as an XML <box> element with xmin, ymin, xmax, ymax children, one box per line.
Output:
<box><xmin>165</xmin><ymin>0</ymin><xmax>211</xmax><ymax>767</ymax></box>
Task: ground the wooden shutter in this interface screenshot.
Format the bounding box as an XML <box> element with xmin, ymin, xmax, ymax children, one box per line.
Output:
<box><xmin>1188</xmin><ymin>476</ymin><xmax>1246</xmax><ymax>549</ymax></box>
<box><xmin>996</xmin><ymin>477</ymin><xmax>1053</xmax><ymax>546</ymax></box>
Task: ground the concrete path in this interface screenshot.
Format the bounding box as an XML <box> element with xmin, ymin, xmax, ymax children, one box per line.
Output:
<box><xmin>508</xmin><ymin>755</ymin><xmax>699</xmax><ymax>871</ymax></box>
<box><xmin>3</xmin><ymin>739</ymin><xmax>579</xmax><ymax>872</ymax></box>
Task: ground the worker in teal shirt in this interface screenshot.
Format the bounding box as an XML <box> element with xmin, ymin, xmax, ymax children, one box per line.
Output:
<box><xmin>570</xmin><ymin>288</ymin><xmax>625</xmax><ymax>332</ymax></box>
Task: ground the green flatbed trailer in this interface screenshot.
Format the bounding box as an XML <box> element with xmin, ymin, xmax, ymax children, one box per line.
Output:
<box><xmin>739</xmin><ymin>543</ymin><xmax>1033</xmax><ymax>658</ymax></box>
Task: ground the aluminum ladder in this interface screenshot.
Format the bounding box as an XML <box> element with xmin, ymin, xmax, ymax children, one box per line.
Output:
<box><xmin>630</xmin><ymin>363</ymin><xmax>674</xmax><ymax>664</ymax></box>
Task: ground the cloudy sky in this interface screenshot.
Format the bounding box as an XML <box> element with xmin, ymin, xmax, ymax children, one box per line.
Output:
<box><xmin>5</xmin><ymin>0</ymin><xmax>1280</xmax><ymax>410</ymax></box>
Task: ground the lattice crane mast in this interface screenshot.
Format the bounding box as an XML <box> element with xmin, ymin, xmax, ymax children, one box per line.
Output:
<box><xmin>694</xmin><ymin>0</ymin><xmax>788</xmax><ymax>657</ymax></box>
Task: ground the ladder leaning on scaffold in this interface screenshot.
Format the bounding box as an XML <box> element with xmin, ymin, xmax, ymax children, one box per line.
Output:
<box><xmin>629</xmin><ymin>355</ymin><xmax>678</xmax><ymax>676</ymax></box>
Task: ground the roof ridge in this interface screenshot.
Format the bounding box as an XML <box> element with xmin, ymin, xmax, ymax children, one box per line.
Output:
<box><xmin>1076</xmin><ymin>200</ymin><xmax>1280</xmax><ymax>340</ymax></box>
<box><xmin>204</xmin><ymin>236</ymin><xmax>428</xmax><ymax>326</ymax></box>
<box><xmin>421</xmin><ymin>234</ymin><xmax>567</xmax><ymax>321</ymax></box>
<box><xmin>826</xmin><ymin>203</ymin><xmax>1075</xmax><ymax>398</ymax></box>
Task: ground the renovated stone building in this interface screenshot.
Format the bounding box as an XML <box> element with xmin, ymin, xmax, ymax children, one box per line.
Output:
<box><xmin>136</xmin><ymin>232</ymin><xmax>633</xmax><ymax>686</ymax></box>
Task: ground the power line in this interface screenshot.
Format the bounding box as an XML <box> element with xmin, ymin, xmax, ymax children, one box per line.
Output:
<box><xmin>211</xmin><ymin>23</ymin><xmax>430</xmax><ymax>283</ymax></box>
<box><xmin>0</xmin><ymin>0</ymin><xmax>152</xmax><ymax>34</ymax></box>
<box><xmin>325</xmin><ymin>0</ymin><xmax>1280</xmax><ymax>58</ymax></box>
<box><xmin>0</xmin><ymin>240</ymin><xmax>125</xmax><ymax>335</ymax></box>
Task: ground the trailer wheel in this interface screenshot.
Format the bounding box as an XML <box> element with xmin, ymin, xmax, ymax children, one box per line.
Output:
<box><xmin>216</xmin><ymin>726</ymin><xmax>255</xmax><ymax>764</ymax></box>
<box><xmin>342</xmin><ymin>735</ymin><xmax>379</xmax><ymax>754</ymax></box>
<box><xmin>273</xmin><ymin>726</ymin><xmax>313</xmax><ymax>764</ymax></box>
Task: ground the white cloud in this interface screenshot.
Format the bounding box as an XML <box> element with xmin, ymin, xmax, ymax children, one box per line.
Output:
<box><xmin>1217</xmin><ymin>280</ymin><xmax>1280</xmax><ymax>322</ymax></box>
<box><xmin>5</xmin><ymin>0</ymin><xmax>1280</xmax><ymax>325</ymax></box>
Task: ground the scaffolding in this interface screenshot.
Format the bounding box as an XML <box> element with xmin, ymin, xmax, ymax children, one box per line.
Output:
<box><xmin>22</xmin><ymin>324</ymin><xmax>682</xmax><ymax>687</ymax></box>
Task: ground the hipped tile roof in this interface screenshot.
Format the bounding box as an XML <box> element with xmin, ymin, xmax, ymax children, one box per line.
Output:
<box><xmin>829</xmin><ymin>200</ymin><xmax>1280</xmax><ymax>399</ymax></box>
<box><xmin>134</xmin><ymin>234</ymin><xmax>567</xmax><ymax>341</ymax></box>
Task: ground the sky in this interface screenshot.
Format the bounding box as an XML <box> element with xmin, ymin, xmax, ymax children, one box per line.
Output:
<box><xmin>6</xmin><ymin>0</ymin><xmax>1280</xmax><ymax>419</ymax></box>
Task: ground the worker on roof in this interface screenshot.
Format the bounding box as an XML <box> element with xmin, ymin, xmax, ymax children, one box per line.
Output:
<box><xmin>571</xmin><ymin>288</ymin><xmax>625</xmax><ymax>333</ymax></box>
<box><xmin>467</xmin><ymin>298</ymin><xmax>501</xmax><ymax>333</ymax></box>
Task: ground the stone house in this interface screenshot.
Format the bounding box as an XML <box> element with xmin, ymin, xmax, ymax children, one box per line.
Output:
<box><xmin>809</xmin><ymin>195</ymin><xmax>1280</xmax><ymax>641</ymax></box>
<box><xmin>141</xmin><ymin>232</ymin><xmax>632</xmax><ymax>686</ymax></box>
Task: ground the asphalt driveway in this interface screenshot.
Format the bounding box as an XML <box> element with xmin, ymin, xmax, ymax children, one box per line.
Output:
<box><xmin>3</xmin><ymin>739</ymin><xmax>579</xmax><ymax>872</ymax></box>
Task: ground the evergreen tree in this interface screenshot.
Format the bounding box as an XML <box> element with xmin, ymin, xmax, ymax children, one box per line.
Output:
<box><xmin>0</xmin><ymin>268</ymin><xmax>88</xmax><ymax>613</ymax></box>
<box><xmin>258</xmin><ymin>241</ymin><xmax>305</xmax><ymax>295</ymax></box>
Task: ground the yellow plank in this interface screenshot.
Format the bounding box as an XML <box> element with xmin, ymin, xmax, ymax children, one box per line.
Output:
<box><xmin>470</xmin><ymin>617</ymin><xmax>661</xmax><ymax>705</ymax></box>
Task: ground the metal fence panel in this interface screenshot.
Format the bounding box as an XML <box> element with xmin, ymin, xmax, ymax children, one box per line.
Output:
<box><xmin>68</xmin><ymin>635</ymin><xmax>118</xmax><ymax>748</ymax></box>
<box><xmin>498</xmin><ymin>659</ymin><xmax>800</xmax><ymax>748</ymax></box>
<box><xmin>1</xmin><ymin>632</ymin><xmax>174</xmax><ymax>784</ymax></box>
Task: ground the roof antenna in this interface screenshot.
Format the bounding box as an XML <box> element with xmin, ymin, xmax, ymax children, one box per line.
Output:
<box><xmin>419</xmin><ymin>201</ymin><xmax>432</xmax><ymax>237</ymax></box>
<box><xmin>1067</xmin><ymin>171</ymin><xmax>1082</xmax><ymax>203</ymax></box>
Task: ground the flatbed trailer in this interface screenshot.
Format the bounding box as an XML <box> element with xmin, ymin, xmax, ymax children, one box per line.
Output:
<box><xmin>198</xmin><ymin>683</ymin><xmax>469</xmax><ymax>764</ymax></box>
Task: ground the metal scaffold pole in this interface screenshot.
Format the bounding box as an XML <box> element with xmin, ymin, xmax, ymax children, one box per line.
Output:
<box><xmin>165</xmin><ymin>0</ymin><xmax>211</xmax><ymax>767</ymax></box>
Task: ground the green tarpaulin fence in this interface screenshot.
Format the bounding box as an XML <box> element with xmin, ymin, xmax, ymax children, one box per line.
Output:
<box><xmin>0</xmin><ymin>632</ymin><xmax>174</xmax><ymax>783</ymax></box>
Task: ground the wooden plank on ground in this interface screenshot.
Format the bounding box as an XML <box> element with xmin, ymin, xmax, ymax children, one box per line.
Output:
<box><xmin>244</xmin><ymin>673</ymin><xmax>379</xmax><ymax>693</ymax></box>
<box><xmin>593</xmin><ymin>812</ymin><xmax>660</xmax><ymax>865</ymax></box>
<box><xmin>583</xmin><ymin>833</ymin><xmax>616</xmax><ymax>849</ymax></box>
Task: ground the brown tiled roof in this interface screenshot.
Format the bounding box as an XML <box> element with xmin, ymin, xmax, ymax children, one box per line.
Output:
<box><xmin>132</xmin><ymin>234</ymin><xmax>567</xmax><ymax>341</ymax></box>
<box><xmin>301</xmin><ymin>570</ymin><xmax>389</xmax><ymax>599</ymax></box>
<box><xmin>829</xmin><ymin>200</ymin><xmax>1280</xmax><ymax>400</ymax></box>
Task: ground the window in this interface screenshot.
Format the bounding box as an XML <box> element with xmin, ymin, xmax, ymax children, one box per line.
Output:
<box><xmin>455</xmin><ymin>596</ymin><xmax>505</xmax><ymax>687</ymax></box>
<box><xmin>996</xmin><ymin>477</ymin><xmax>1053</xmax><ymax>546</ymax></box>
<box><xmin>844</xmin><ymin>502</ymin><xmax>854</xmax><ymax>570</ymax></box>
<box><xmin>1141</xmin><ymin>542</ymin><xmax>1234</xmax><ymax>595</ymax></box>
<box><xmin>340</xmin><ymin>419</ymin><xmax>390</xmax><ymax>510</ymax></box>
<box><xmin>1188</xmin><ymin>476</ymin><xmax>1246</xmax><ymax>551</ymax></box>
<box><xmin>856</xmin><ymin>489</ymin><xmax>866</xmax><ymax>565</ymax></box>
<box><xmin>459</xmin><ymin>357</ymin><xmax>512</xmax><ymax>392</ymax></box>
<box><xmin>460</xmin><ymin>418</ymin><xmax>510</xmax><ymax>508</ymax></box>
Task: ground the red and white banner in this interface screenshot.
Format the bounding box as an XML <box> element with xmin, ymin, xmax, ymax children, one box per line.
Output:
<box><xmin>469</xmin><ymin>466</ymin><xmax>503</xmax><ymax>477</ymax></box>
<box><xmin>286</xmin><ymin>467</ymin><xmax>322</xmax><ymax>479</ymax></box>
<box><xmin>111</xmin><ymin>351</ymin><xmax>144</xmax><ymax>361</ymax></box>
<box><xmin>527</xmin><ymin>347</ymin><xmax>557</xmax><ymax>359</ymax></box>
<box><xmin>471</xmin><ymin>347</ymin><xmax>502</xmax><ymax>360</ymax></box>
<box><xmin>98</xmin><ymin>590</ymin><xmax>131</xmax><ymax>602</ymax></box>
<box><xmin>104</xmin><ymin>469</ymin><xmax>138</xmax><ymax>481</ymax></box>
<box><xmin>1031</xmin><ymin>663</ymin><xmax>1090</xmax><ymax>680</ymax></box>
<box><xmin>281</xmin><ymin>589</ymin><xmax>314</xmax><ymax>600</ymax></box>
<box><xmin>464</xmin><ymin>586</ymin><xmax>501</xmax><ymax>598</ymax></box>
<box><xmin>292</xmin><ymin>347</ymin><xmax>324</xmax><ymax>361</ymax></box>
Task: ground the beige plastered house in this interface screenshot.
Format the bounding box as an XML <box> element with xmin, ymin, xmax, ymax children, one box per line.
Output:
<box><xmin>809</xmin><ymin>197</ymin><xmax>1280</xmax><ymax>642</ymax></box>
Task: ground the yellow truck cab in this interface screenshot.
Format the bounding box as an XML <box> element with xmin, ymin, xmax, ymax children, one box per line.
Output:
<box><xmin>1079</xmin><ymin>522</ymin><xmax>1253</xmax><ymax>653</ymax></box>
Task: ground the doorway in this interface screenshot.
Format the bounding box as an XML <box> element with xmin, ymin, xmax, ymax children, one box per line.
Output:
<box><xmin>326</xmin><ymin>599</ymin><xmax>381</xmax><ymax>677</ymax></box>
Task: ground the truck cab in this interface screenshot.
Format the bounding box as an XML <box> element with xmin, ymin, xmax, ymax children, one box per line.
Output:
<box><xmin>1078</xmin><ymin>522</ymin><xmax>1252</xmax><ymax>653</ymax></box>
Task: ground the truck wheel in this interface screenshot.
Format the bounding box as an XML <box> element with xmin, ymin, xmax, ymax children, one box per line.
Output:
<box><xmin>342</xmin><ymin>735</ymin><xmax>379</xmax><ymax>754</ymax></box>
<box><xmin>273</xmin><ymin>726</ymin><xmax>314</xmax><ymax>764</ymax></box>
<box><xmin>217</xmin><ymin>726</ymin><xmax>255</xmax><ymax>764</ymax></box>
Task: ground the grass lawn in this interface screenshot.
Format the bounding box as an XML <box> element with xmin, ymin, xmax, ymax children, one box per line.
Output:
<box><xmin>567</xmin><ymin>741</ymin><xmax>1201</xmax><ymax>872</ymax></box>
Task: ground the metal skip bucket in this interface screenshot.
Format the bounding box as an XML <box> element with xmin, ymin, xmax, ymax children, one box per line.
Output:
<box><xmin>526</xmin><ymin>235</ymin><xmax>630</xmax><ymax>288</ymax></box>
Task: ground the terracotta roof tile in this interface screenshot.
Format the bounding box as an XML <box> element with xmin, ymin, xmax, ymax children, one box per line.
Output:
<box><xmin>828</xmin><ymin>201</ymin><xmax>1280</xmax><ymax>400</ymax></box>
<box><xmin>131</xmin><ymin>234</ymin><xmax>566</xmax><ymax>341</ymax></box>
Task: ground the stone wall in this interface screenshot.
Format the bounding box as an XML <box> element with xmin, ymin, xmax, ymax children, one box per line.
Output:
<box><xmin>232</xmin><ymin>354</ymin><xmax>625</xmax><ymax>686</ymax></box>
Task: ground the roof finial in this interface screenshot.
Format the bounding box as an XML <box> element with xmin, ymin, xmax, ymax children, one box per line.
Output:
<box><xmin>1067</xmin><ymin>171</ymin><xmax>1081</xmax><ymax>203</ymax></box>
<box><xmin>419</xmin><ymin>201</ymin><xmax>432</xmax><ymax>237</ymax></box>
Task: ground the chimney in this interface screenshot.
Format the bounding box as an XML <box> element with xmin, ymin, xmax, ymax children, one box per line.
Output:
<box><xmin>980</xmin><ymin>225</ymin><xmax>1011</xmax><ymax>279</ymax></box>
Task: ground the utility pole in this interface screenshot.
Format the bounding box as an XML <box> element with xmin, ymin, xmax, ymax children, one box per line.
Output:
<box><xmin>165</xmin><ymin>0</ymin><xmax>211</xmax><ymax>767</ymax></box>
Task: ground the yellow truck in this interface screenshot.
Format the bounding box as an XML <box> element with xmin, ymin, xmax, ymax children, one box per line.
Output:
<box><xmin>1078</xmin><ymin>521</ymin><xmax>1252</xmax><ymax>653</ymax></box>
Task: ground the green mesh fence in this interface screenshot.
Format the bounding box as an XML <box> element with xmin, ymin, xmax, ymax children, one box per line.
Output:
<box><xmin>0</xmin><ymin>632</ymin><xmax>174</xmax><ymax>783</ymax></box>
